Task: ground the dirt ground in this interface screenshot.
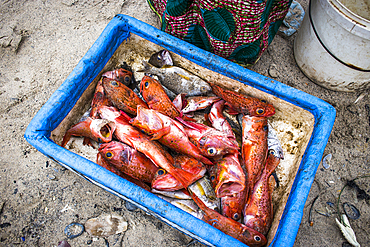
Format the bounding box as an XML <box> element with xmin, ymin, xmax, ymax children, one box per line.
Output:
<box><xmin>0</xmin><ymin>0</ymin><xmax>369</xmax><ymax>246</ymax></box>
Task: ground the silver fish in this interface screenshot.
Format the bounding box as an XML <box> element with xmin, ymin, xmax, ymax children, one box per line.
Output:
<box><xmin>151</xmin><ymin>189</ymin><xmax>192</xmax><ymax>200</ymax></box>
<box><xmin>156</xmin><ymin>194</ymin><xmax>203</xmax><ymax>219</ymax></box>
<box><xmin>188</xmin><ymin>176</ymin><xmax>220</xmax><ymax>212</ymax></box>
<box><xmin>267</xmin><ymin>122</ymin><xmax>284</xmax><ymax>159</ymax></box>
<box><xmin>139</xmin><ymin>61</ymin><xmax>212</xmax><ymax>97</ymax></box>
<box><xmin>148</xmin><ymin>49</ymin><xmax>174</xmax><ymax>68</ymax></box>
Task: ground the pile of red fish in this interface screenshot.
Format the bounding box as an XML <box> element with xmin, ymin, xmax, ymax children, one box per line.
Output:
<box><xmin>61</xmin><ymin>66</ymin><xmax>283</xmax><ymax>247</ymax></box>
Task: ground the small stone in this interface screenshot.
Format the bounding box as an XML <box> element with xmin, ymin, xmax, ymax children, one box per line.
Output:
<box><xmin>322</xmin><ymin>154</ymin><xmax>332</xmax><ymax>169</ymax></box>
<box><xmin>268</xmin><ymin>64</ymin><xmax>279</xmax><ymax>78</ymax></box>
<box><xmin>85</xmin><ymin>214</ymin><xmax>128</xmax><ymax>238</ymax></box>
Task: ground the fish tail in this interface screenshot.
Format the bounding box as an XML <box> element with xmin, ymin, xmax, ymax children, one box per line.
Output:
<box><xmin>264</xmin><ymin>153</ymin><xmax>280</xmax><ymax>178</ymax></box>
<box><xmin>137</xmin><ymin>60</ymin><xmax>152</xmax><ymax>73</ymax></box>
<box><xmin>61</xmin><ymin>118</ymin><xmax>92</xmax><ymax>147</ymax></box>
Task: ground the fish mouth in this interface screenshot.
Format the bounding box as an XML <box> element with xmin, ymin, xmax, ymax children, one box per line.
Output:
<box><xmin>216</xmin><ymin>181</ymin><xmax>245</xmax><ymax>198</ymax></box>
<box><xmin>92</xmin><ymin>119</ymin><xmax>116</xmax><ymax>142</ymax></box>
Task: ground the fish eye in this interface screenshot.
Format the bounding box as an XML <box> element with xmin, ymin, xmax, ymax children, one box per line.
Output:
<box><xmin>144</xmin><ymin>81</ymin><xmax>149</xmax><ymax>88</ymax></box>
<box><xmin>157</xmin><ymin>54</ymin><xmax>162</xmax><ymax>61</ymax></box>
<box><xmin>210</xmin><ymin>175</ymin><xmax>215</xmax><ymax>181</ymax></box>
<box><xmin>157</xmin><ymin>169</ymin><xmax>166</xmax><ymax>176</ymax></box>
<box><xmin>233</xmin><ymin>213</ymin><xmax>239</xmax><ymax>220</ymax></box>
<box><xmin>207</xmin><ymin>147</ymin><xmax>217</xmax><ymax>155</ymax></box>
<box><xmin>254</xmin><ymin>236</ymin><xmax>261</xmax><ymax>242</ymax></box>
<box><xmin>256</xmin><ymin>108</ymin><xmax>265</xmax><ymax>115</ymax></box>
<box><xmin>97</xmin><ymin>138</ymin><xmax>102</xmax><ymax>142</ymax></box>
<box><xmin>105</xmin><ymin>151</ymin><xmax>113</xmax><ymax>159</ymax></box>
<box><xmin>263</xmin><ymin>125</ymin><xmax>268</xmax><ymax>131</ymax></box>
<box><xmin>269</xmin><ymin>150</ymin><xmax>275</xmax><ymax>155</ymax></box>
<box><xmin>111</xmin><ymin>80</ymin><xmax>119</xmax><ymax>87</ymax></box>
<box><xmin>261</xmin><ymin>99</ymin><xmax>267</xmax><ymax>103</ymax></box>
<box><xmin>200</xmin><ymin>86</ymin><xmax>207</xmax><ymax>92</ymax></box>
<box><xmin>124</xmin><ymin>75</ymin><xmax>130</xmax><ymax>83</ymax></box>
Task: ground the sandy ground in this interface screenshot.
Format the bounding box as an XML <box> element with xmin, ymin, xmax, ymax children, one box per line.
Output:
<box><xmin>0</xmin><ymin>0</ymin><xmax>369</xmax><ymax>246</ymax></box>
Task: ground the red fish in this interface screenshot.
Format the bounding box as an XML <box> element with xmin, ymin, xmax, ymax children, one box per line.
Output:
<box><xmin>102</xmin><ymin>77</ymin><xmax>148</xmax><ymax>116</ymax></box>
<box><xmin>140</xmin><ymin>75</ymin><xmax>182</xmax><ymax>119</ymax></box>
<box><xmin>206</xmin><ymin>99</ymin><xmax>245</xmax><ymax>196</ymax></box>
<box><xmin>190</xmin><ymin>193</ymin><xmax>267</xmax><ymax>247</ymax></box>
<box><xmin>242</xmin><ymin>115</ymin><xmax>268</xmax><ymax>199</ymax></box>
<box><xmin>209</xmin><ymin>83</ymin><xmax>275</xmax><ymax>117</ymax></box>
<box><xmin>152</xmin><ymin>154</ymin><xmax>207</xmax><ymax>191</ymax></box>
<box><xmin>61</xmin><ymin>117</ymin><xmax>116</xmax><ymax>148</ymax></box>
<box><xmin>176</xmin><ymin>118</ymin><xmax>239</xmax><ymax>160</ymax></box>
<box><xmin>243</xmin><ymin>150</ymin><xmax>280</xmax><ymax>236</ymax></box>
<box><xmin>102</xmin><ymin>68</ymin><xmax>132</xmax><ymax>86</ymax></box>
<box><xmin>130</xmin><ymin>106</ymin><xmax>212</xmax><ymax>165</ymax></box>
<box><xmin>98</xmin><ymin>141</ymin><xmax>159</xmax><ymax>184</ymax></box>
<box><xmin>98</xmin><ymin>106</ymin><xmax>200</xmax><ymax>188</ymax></box>
<box><xmin>96</xmin><ymin>152</ymin><xmax>151</xmax><ymax>191</ymax></box>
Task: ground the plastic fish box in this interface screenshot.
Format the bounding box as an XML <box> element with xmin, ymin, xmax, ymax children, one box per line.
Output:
<box><xmin>24</xmin><ymin>15</ymin><xmax>336</xmax><ymax>247</ymax></box>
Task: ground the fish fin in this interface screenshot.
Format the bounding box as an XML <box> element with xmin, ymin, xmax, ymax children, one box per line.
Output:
<box><xmin>151</xmin><ymin>126</ymin><xmax>171</xmax><ymax>140</ymax></box>
<box><xmin>61</xmin><ymin>132</ymin><xmax>72</xmax><ymax>148</ymax></box>
<box><xmin>176</xmin><ymin>117</ymin><xmax>208</xmax><ymax>131</ymax></box>
<box><xmin>137</xmin><ymin>60</ymin><xmax>152</xmax><ymax>73</ymax></box>
<box><xmin>82</xmin><ymin>137</ymin><xmax>94</xmax><ymax>147</ymax></box>
<box><xmin>224</xmin><ymin>102</ymin><xmax>239</xmax><ymax>115</ymax></box>
<box><xmin>181</xmin><ymin>114</ymin><xmax>196</xmax><ymax>122</ymax></box>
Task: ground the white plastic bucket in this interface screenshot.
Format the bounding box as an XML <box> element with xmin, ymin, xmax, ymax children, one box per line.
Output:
<box><xmin>294</xmin><ymin>0</ymin><xmax>370</xmax><ymax>92</ymax></box>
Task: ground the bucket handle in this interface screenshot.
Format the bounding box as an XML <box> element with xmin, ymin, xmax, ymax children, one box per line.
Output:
<box><xmin>308</xmin><ymin>0</ymin><xmax>370</xmax><ymax>72</ymax></box>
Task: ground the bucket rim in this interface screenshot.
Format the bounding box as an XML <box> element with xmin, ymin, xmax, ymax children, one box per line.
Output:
<box><xmin>333</xmin><ymin>0</ymin><xmax>370</xmax><ymax>24</ymax></box>
<box><xmin>318</xmin><ymin>0</ymin><xmax>370</xmax><ymax>39</ymax></box>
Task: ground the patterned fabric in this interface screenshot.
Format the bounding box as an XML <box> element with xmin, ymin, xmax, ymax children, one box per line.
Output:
<box><xmin>147</xmin><ymin>0</ymin><xmax>292</xmax><ymax>66</ymax></box>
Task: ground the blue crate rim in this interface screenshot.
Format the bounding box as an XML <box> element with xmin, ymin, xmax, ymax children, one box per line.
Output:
<box><xmin>24</xmin><ymin>14</ymin><xmax>336</xmax><ymax>247</ymax></box>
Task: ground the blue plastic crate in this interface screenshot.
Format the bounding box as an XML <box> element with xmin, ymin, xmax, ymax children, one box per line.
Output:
<box><xmin>24</xmin><ymin>15</ymin><xmax>336</xmax><ymax>247</ymax></box>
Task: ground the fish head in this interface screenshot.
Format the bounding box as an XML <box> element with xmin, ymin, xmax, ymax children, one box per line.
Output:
<box><xmin>198</xmin><ymin>83</ymin><xmax>213</xmax><ymax>96</ymax></box>
<box><xmin>240</xmin><ymin>225</ymin><xmax>267</xmax><ymax>247</ymax></box>
<box><xmin>151</xmin><ymin>169</ymin><xmax>182</xmax><ymax>191</ymax></box>
<box><xmin>221</xmin><ymin>195</ymin><xmax>245</xmax><ymax>221</ymax></box>
<box><xmin>98</xmin><ymin>141</ymin><xmax>126</xmax><ymax>163</ymax></box>
<box><xmin>140</xmin><ymin>76</ymin><xmax>161</xmax><ymax>100</ymax></box>
<box><xmin>102</xmin><ymin>68</ymin><xmax>132</xmax><ymax>86</ymax></box>
<box><xmin>196</xmin><ymin>134</ymin><xmax>239</xmax><ymax>158</ymax></box>
<box><xmin>210</xmin><ymin>154</ymin><xmax>246</xmax><ymax>198</ymax></box>
<box><xmin>267</xmin><ymin>122</ymin><xmax>284</xmax><ymax>159</ymax></box>
<box><xmin>130</xmin><ymin>106</ymin><xmax>164</xmax><ymax>135</ymax></box>
<box><xmin>250</xmin><ymin>99</ymin><xmax>275</xmax><ymax>117</ymax></box>
<box><xmin>115</xmin><ymin>68</ymin><xmax>133</xmax><ymax>85</ymax></box>
<box><xmin>89</xmin><ymin>118</ymin><xmax>116</xmax><ymax>143</ymax></box>
<box><xmin>98</xmin><ymin>106</ymin><xmax>121</xmax><ymax>121</ymax></box>
<box><xmin>148</xmin><ymin>49</ymin><xmax>173</xmax><ymax>68</ymax></box>
<box><xmin>102</xmin><ymin>77</ymin><xmax>139</xmax><ymax>110</ymax></box>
